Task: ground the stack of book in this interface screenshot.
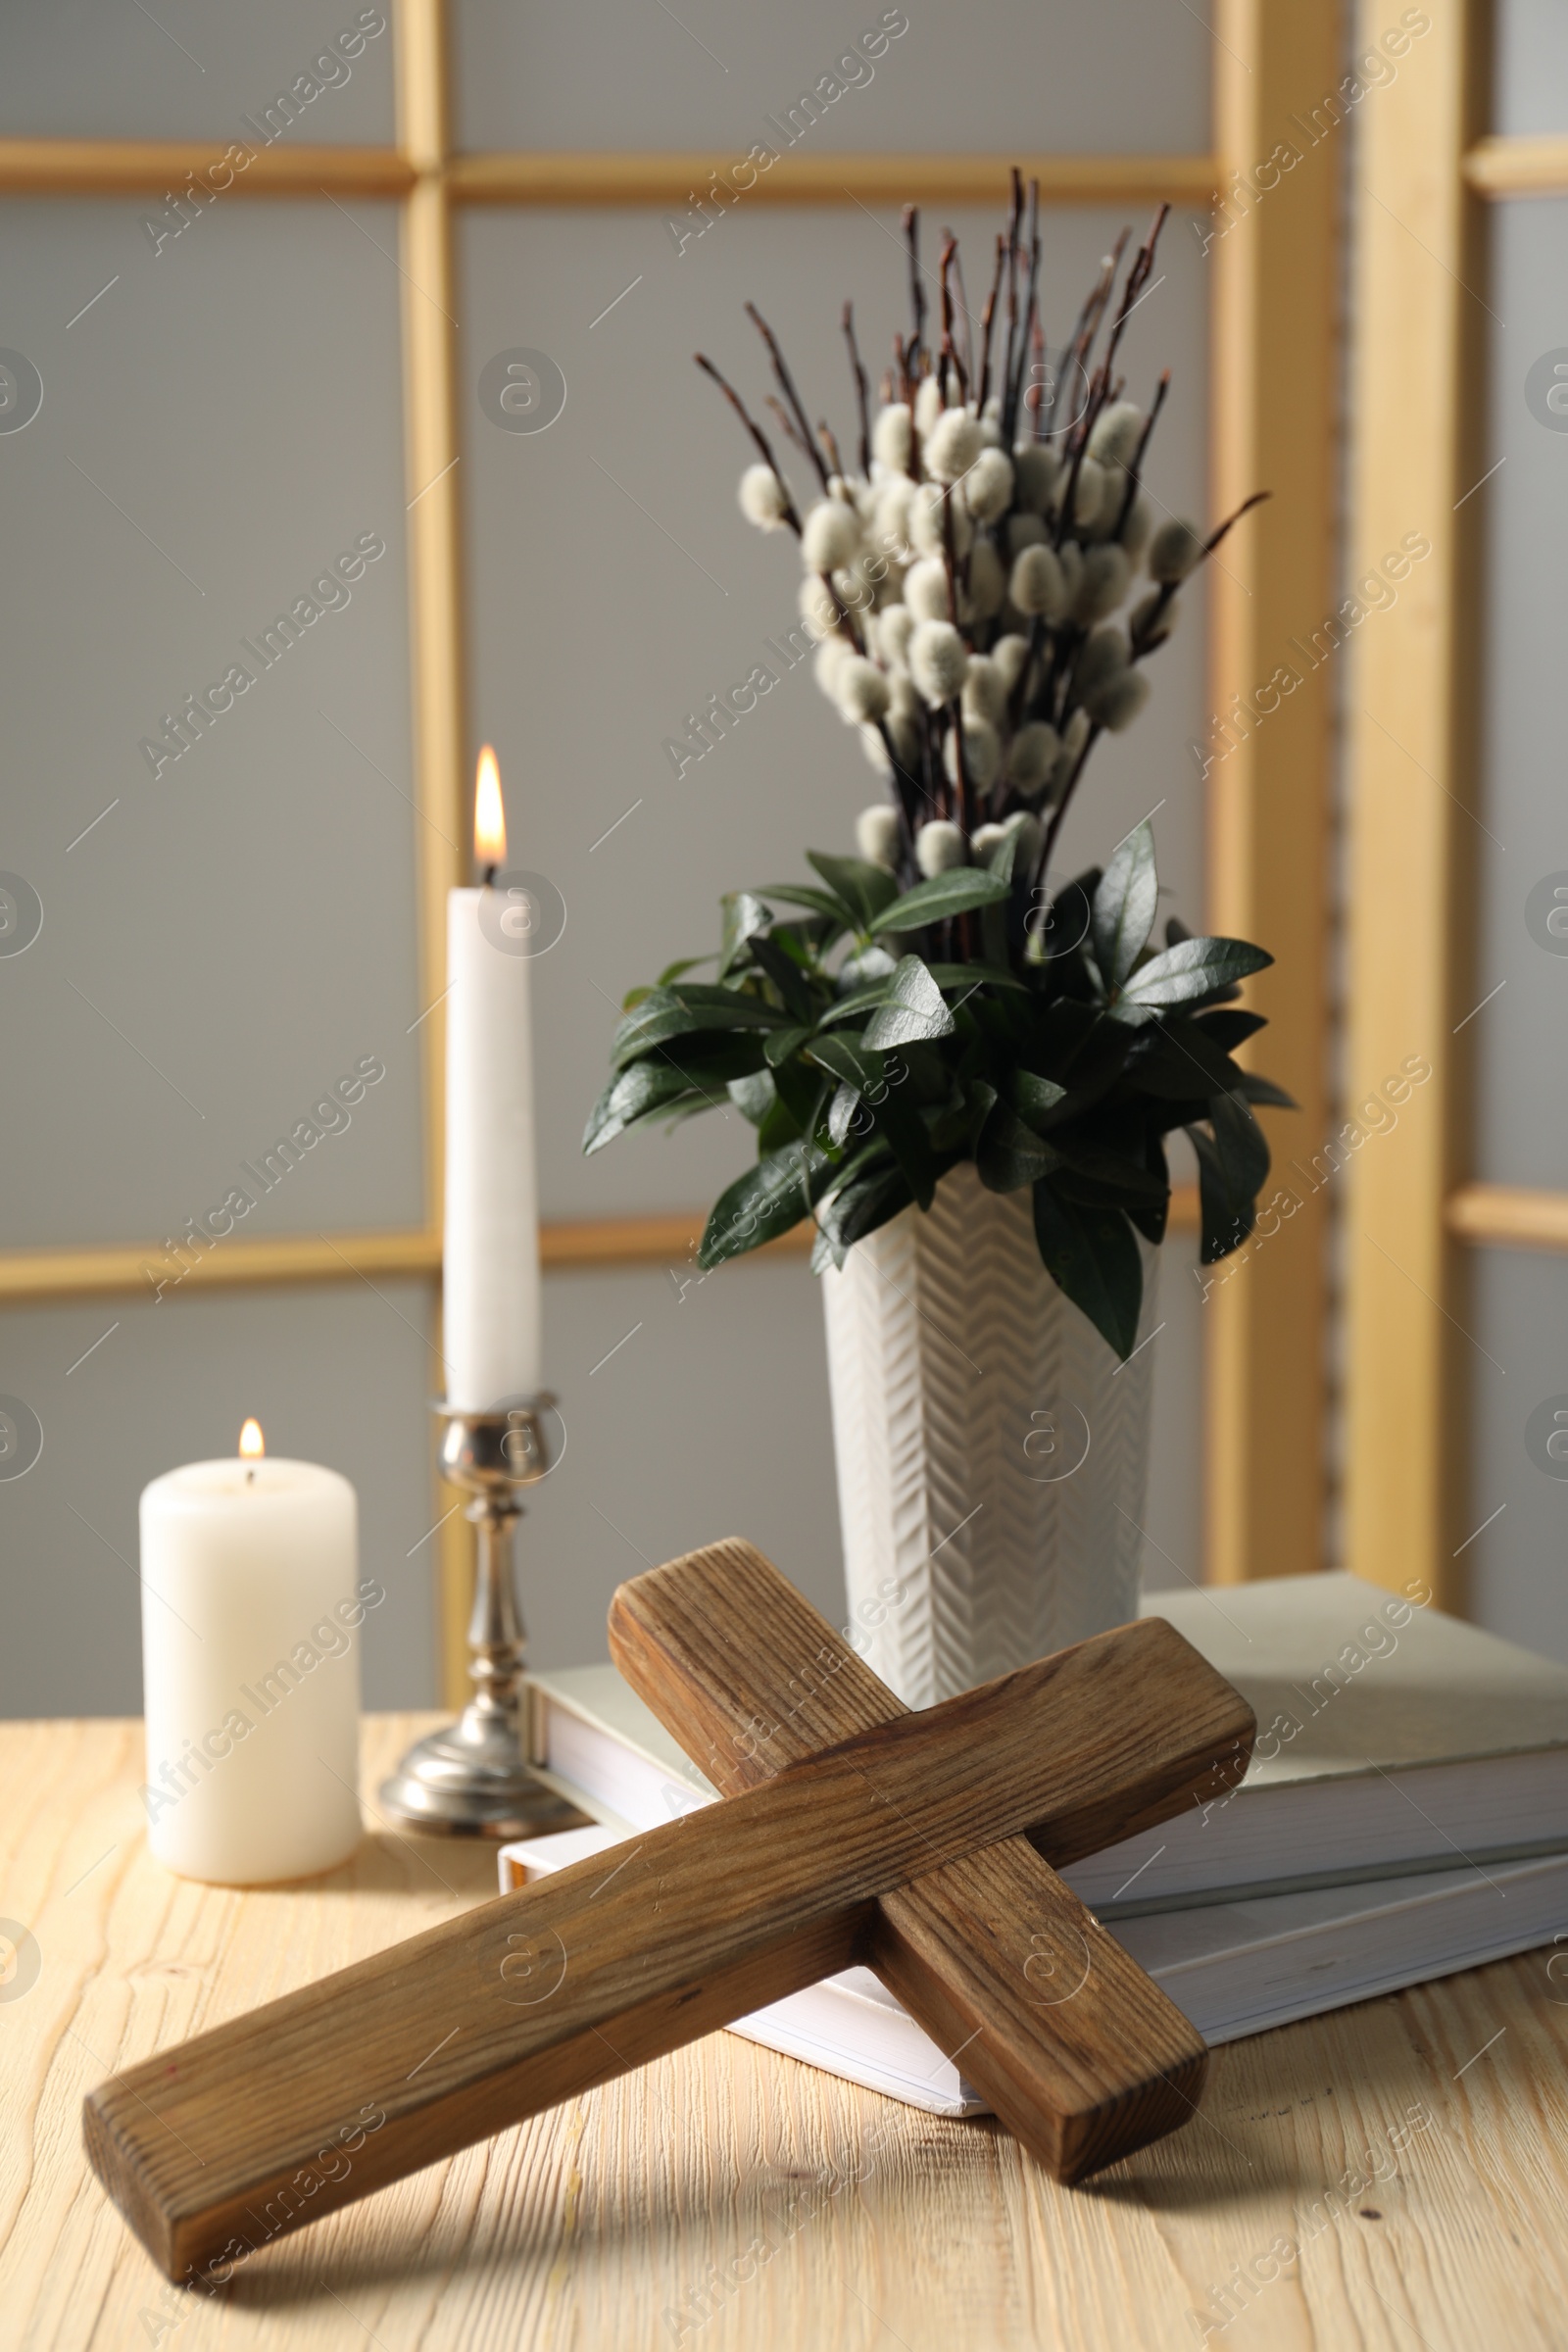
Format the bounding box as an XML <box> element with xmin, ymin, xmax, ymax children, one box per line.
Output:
<box><xmin>500</xmin><ymin>1572</ymin><xmax>1568</xmax><ymax>2115</ymax></box>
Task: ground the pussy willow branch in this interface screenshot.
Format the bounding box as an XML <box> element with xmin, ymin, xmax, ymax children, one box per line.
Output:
<box><xmin>1130</xmin><ymin>490</ymin><xmax>1271</xmax><ymax>657</ymax></box>
<box><xmin>1115</xmin><ymin>368</ymin><xmax>1170</xmax><ymax>535</ymax></box>
<box><xmin>745</xmin><ymin>301</ymin><xmax>831</xmax><ymax>495</ymax></box>
<box><xmin>977</xmin><ymin>233</ymin><xmax>1004</xmax><ymax>415</ymax></box>
<box><xmin>903</xmin><ymin>204</ymin><xmax>926</xmax><ymax>368</ymax></box>
<box><xmin>764</xmin><ymin>392</ymin><xmax>812</xmax><ymax>465</ymax></box>
<box><xmin>999</xmin><ymin>168</ymin><xmax>1024</xmax><ymax>440</ymax></box>
<box><xmin>842</xmin><ymin>301</ymin><xmax>871</xmax><ymax>476</ymax></box>
<box><xmin>693</xmin><ymin>353</ymin><xmax>802</xmax><ymax>533</ymax></box>
<box><xmin>1053</xmin><ymin>231</ymin><xmax>1126</xmax><ymax>451</ymax></box>
<box><xmin>1032</xmin><ymin>719</ymin><xmax>1103</xmax><ymax>902</ymax></box>
<box><xmin>1004</xmin><ymin>178</ymin><xmax>1041</xmax><ymax>447</ymax></box>
<box><xmin>949</xmin><ymin>239</ymin><xmax>975</xmax><ymax>393</ymax></box>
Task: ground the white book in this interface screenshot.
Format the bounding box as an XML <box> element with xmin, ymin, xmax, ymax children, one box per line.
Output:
<box><xmin>501</xmin><ymin>1825</ymin><xmax>1568</xmax><ymax>2116</ymax></box>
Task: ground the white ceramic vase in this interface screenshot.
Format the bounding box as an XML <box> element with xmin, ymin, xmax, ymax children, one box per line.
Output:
<box><xmin>821</xmin><ymin>1162</ymin><xmax>1159</xmax><ymax>1706</ymax></box>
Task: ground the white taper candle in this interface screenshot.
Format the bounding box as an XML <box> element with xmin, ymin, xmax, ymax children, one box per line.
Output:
<box><xmin>442</xmin><ymin>747</ymin><xmax>542</xmax><ymax>1410</ymax></box>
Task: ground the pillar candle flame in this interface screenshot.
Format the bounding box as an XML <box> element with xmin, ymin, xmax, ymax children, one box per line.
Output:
<box><xmin>238</xmin><ymin>1418</ymin><xmax>265</xmax><ymax>1460</ymax></box>
<box><xmin>474</xmin><ymin>746</ymin><xmax>506</xmax><ymax>872</ymax></box>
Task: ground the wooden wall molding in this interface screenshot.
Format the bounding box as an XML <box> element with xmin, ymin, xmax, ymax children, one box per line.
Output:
<box><xmin>1201</xmin><ymin>0</ymin><xmax>1343</xmax><ymax>1585</ymax></box>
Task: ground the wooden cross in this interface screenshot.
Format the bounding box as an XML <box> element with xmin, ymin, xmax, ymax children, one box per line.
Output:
<box><xmin>85</xmin><ymin>1541</ymin><xmax>1253</xmax><ymax>2283</ymax></box>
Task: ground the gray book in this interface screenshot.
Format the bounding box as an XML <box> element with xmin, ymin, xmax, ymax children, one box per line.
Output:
<box><xmin>1081</xmin><ymin>1571</ymin><xmax>1568</xmax><ymax>1913</ymax></box>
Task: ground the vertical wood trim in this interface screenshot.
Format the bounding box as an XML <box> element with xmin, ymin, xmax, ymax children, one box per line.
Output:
<box><xmin>395</xmin><ymin>0</ymin><xmax>472</xmax><ymax>1698</ymax></box>
<box><xmin>1203</xmin><ymin>0</ymin><xmax>1342</xmax><ymax>1583</ymax></box>
<box><xmin>1344</xmin><ymin>0</ymin><xmax>1480</xmax><ymax>1608</ymax></box>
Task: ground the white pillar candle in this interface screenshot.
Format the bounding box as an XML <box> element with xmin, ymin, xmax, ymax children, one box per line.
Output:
<box><xmin>443</xmin><ymin>745</ymin><xmax>542</xmax><ymax>1410</ymax></box>
<box><xmin>139</xmin><ymin>1422</ymin><xmax>373</xmax><ymax>1885</ymax></box>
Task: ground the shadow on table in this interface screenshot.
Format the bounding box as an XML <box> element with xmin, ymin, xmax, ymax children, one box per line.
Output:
<box><xmin>218</xmin><ymin>1963</ymin><xmax>1530</xmax><ymax>2310</ymax></box>
<box><xmin>275</xmin><ymin>1827</ymin><xmax>505</xmax><ymax>1905</ymax></box>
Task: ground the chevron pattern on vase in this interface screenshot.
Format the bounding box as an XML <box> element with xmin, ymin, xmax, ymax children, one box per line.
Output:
<box><xmin>821</xmin><ymin>1163</ymin><xmax>1160</xmax><ymax>1707</ymax></box>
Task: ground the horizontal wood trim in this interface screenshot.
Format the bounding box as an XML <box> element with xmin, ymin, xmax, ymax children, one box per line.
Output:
<box><xmin>0</xmin><ymin>138</ymin><xmax>415</xmax><ymax>198</ymax></box>
<box><xmin>0</xmin><ymin>1230</ymin><xmax>442</xmax><ymax>1305</ymax></box>
<box><xmin>539</xmin><ymin>1214</ymin><xmax>796</xmax><ymax>1268</ymax></box>
<box><xmin>446</xmin><ymin>150</ymin><xmax>1221</xmax><ymax>209</ymax></box>
<box><xmin>0</xmin><ymin>141</ymin><xmax>1222</xmax><ymax>211</ymax></box>
<box><xmin>1446</xmin><ymin>1183</ymin><xmax>1568</xmax><ymax>1250</ymax></box>
<box><xmin>1463</xmin><ymin>134</ymin><xmax>1568</xmax><ymax>198</ymax></box>
<box><xmin>0</xmin><ymin>1189</ymin><xmax>1199</xmax><ymax>1303</ymax></box>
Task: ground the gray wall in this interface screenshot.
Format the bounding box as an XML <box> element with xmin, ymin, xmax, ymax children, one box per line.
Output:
<box><xmin>1465</xmin><ymin>139</ymin><xmax>1568</xmax><ymax>1661</ymax></box>
<box><xmin>0</xmin><ymin>2</ymin><xmax>1213</xmax><ymax>1718</ymax></box>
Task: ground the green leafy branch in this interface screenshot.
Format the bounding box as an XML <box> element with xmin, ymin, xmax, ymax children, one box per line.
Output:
<box><xmin>584</xmin><ymin>823</ymin><xmax>1289</xmax><ymax>1358</ymax></box>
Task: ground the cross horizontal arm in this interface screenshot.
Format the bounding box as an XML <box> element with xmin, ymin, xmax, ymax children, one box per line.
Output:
<box><xmin>609</xmin><ymin>1540</ymin><xmax>1255</xmax><ymax>2180</ymax></box>
<box><xmin>85</xmin><ymin>1621</ymin><xmax>1238</xmax><ymax>2278</ymax></box>
<box><xmin>607</xmin><ymin>1542</ymin><xmax>1254</xmax><ymax>1870</ymax></box>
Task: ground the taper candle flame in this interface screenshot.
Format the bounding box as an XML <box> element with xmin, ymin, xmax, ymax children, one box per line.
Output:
<box><xmin>474</xmin><ymin>747</ymin><xmax>506</xmax><ymax>876</ymax></box>
<box><xmin>238</xmin><ymin>1419</ymin><xmax>265</xmax><ymax>1460</ymax></box>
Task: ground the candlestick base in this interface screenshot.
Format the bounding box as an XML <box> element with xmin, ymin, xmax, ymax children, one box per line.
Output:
<box><xmin>377</xmin><ymin>1399</ymin><xmax>592</xmax><ymax>1841</ymax></box>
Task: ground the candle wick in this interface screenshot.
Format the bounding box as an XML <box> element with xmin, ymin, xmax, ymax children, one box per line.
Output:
<box><xmin>246</xmin><ymin>1467</ymin><xmax>255</xmax><ymax>1485</ymax></box>
<box><xmin>481</xmin><ymin>862</ymin><xmax>498</xmax><ymax>887</ymax></box>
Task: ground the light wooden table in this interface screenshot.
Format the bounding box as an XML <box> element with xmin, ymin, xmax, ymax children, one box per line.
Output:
<box><xmin>4</xmin><ymin>1715</ymin><xmax>1566</xmax><ymax>2350</ymax></box>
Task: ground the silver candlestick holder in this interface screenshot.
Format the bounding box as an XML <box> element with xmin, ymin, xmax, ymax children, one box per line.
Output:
<box><xmin>378</xmin><ymin>1397</ymin><xmax>591</xmax><ymax>1839</ymax></box>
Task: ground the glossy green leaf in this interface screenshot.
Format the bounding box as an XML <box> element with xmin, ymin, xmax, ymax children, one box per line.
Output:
<box><xmin>1184</xmin><ymin>1093</ymin><xmax>1269</xmax><ymax>1264</ymax></box>
<box><xmin>976</xmin><ymin>1090</ymin><xmax>1061</xmax><ymax>1192</ymax></box>
<box><xmin>757</xmin><ymin>882</ymin><xmax>853</xmax><ymax>922</ymax></box>
<box><xmin>746</xmin><ymin>931</ymin><xmax>818</xmax><ymax>1022</ymax></box>
<box><xmin>1129</xmin><ymin>1019</ymin><xmax>1245</xmax><ymax>1100</ymax></box>
<box><xmin>922</xmin><ymin>961</ymin><xmax>1030</xmax><ymax>993</ymax></box>
<box><xmin>1210</xmin><ymin>1088</ymin><xmax>1271</xmax><ymax>1196</ymax></box>
<box><xmin>1194</xmin><ymin>1007</ymin><xmax>1267</xmax><ymax>1052</ymax></box>
<box><xmin>656</xmin><ymin>955</ymin><xmax>716</xmax><ymax>987</ymax></box>
<box><xmin>1009</xmin><ymin>1069</ymin><xmax>1068</xmax><ymax>1133</ymax></box>
<box><xmin>583</xmin><ymin>1061</ymin><xmax>700</xmax><ymax>1155</ymax></box>
<box><xmin>860</xmin><ymin>956</ymin><xmax>956</xmax><ymax>1050</ymax></box>
<box><xmin>771</xmin><ymin>1055</ymin><xmax>828</xmax><ymax>1139</ymax></box>
<box><xmin>1126</xmin><ymin>1134</ymin><xmax>1172</xmax><ymax>1246</ymax></box>
<box><xmin>1092</xmin><ymin>820</ymin><xmax>1158</xmax><ymax>991</ymax></box>
<box><xmin>806</xmin><ymin>1033</ymin><xmax>885</xmax><ymax>1092</ymax></box>
<box><xmin>810</xmin><ymin>1162</ymin><xmax>909</xmax><ymax>1270</ymax></box>
<box><xmin>1032</xmin><ymin>1184</ymin><xmax>1144</xmax><ymax>1359</ymax></box>
<box><xmin>698</xmin><ymin>1143</ymin><xmax>831</xmax><ymax>1269</ymax></box>
<box><xmin>1110</xmin><ymin>936</ymin><xmax>1273</xmax><ymax>1021</ymax></box>
<box><xmin>727</xmin><ymin>1070</ymin><xmax>776</xmax><ymax>1128</ymax></box>
<box><xmin>808</xmin><ymin>850</ymin><xmax>901</xmax><ymax>929</ymax></box>
<box><xmin>612</xmin><ymin>984</ymin><xmax>795</xmax><ymax>1068</ymax></box>
<box><xmin>1236</xmin><ymin>1070</ymin><xmax>1298</xmax><ymax>1110</ymax></box>
<box><xmin>719</xmin><ymin>893</ymin><xmax>771</xmax><ymax>976</ymax></box>
<box><xmin>867</xmin><ymin>867</ymin><xmax>1012</xmax><ymax>936</ymax></box>
<box><xmin>827</xmin><ymin>1081</ymin><xmax>859</xmax><ymax>1148</ymax></box>
<box><xmin>763</xmin><ymin>1024</ymin><xmax>812</xmax><ymax>1067</ymax></box>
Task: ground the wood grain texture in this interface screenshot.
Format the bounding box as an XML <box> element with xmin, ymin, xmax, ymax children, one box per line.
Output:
<box><xmin>1343</xmin><ymin>0</ymin><xmax>1482</xmax><ymax>1608</ymax></box>
<box><xmin>6</xmin><ymin>1714</ymin><xmax>1566</xmax><ymax>2349</ymax></box>
<box><xmin>82</xmin><ymin>1588</ymin><xmax>1249</xmax><ymax>2279</ymax></box>
<box><xmin>0</xmin><ymin>140</ymin><xmax>1216</xmax><ymax>207</ymax></box>
<box><xmin>1464</xmin><ymin>133</ymin><xmax>1568</xmax><ymax>196</ymax></box>
<box><xmin>1204</xmin><ymin>0</ymin><xmax>1343</xmax><ymax>1586</ymax></box>
<box><xmin>0</xmin><ymin>137</ymin><xmax>415</xmax><ymax>195</ymax></box>
<box><xmin>1446</xmin><ymin>1182</ymin><xmax>1568</xmax><ymax>1251</ymax></box>
<box><xmin>608</xmin><ymin>1541</ymin><xmax>1252</xmax><ymax>2182</ymax></box>
<box><xmin>445</xmin><ymin>151</ymin><xmax>1221</xmax><ymax>208</ymax></box>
